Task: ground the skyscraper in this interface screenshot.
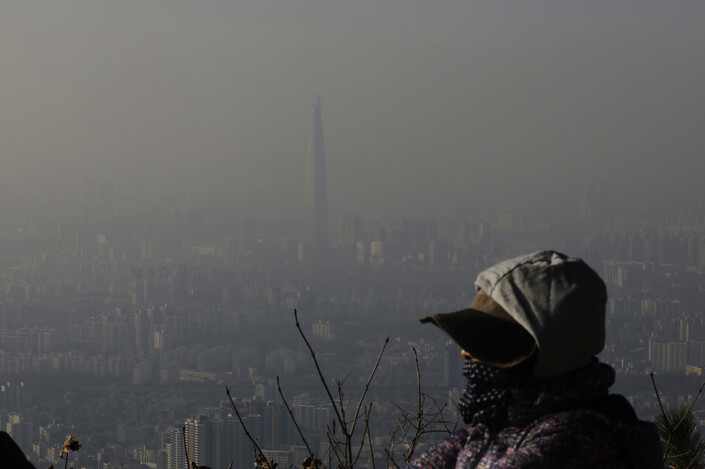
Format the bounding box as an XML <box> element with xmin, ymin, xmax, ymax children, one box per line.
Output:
<box><xmin>303</xmin><ymin>96</ymin><xmax>328</xmax><ymax>261</ymax></box>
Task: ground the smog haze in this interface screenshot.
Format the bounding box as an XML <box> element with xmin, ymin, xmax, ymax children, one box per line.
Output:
<box><xmin>1</xmin><ymin>1</ymin><xmax>704</xmax><ymax>221</ymax></box>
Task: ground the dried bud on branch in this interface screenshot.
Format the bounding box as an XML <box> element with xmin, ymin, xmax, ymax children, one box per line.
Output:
<box><xmin>60</xmin><ymin>435</ymin><xmax>81</xmax><ymax>455</ymax></box>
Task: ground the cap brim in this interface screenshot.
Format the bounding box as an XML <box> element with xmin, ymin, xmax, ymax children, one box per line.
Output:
<box><xmin>421</xmin><ymin>308</ymin><xmax>536</xmax><ymax>368</ymax></box>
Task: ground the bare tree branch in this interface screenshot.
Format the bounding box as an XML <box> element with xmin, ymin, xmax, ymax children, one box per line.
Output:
<box><xmin>325</xmin><ymin>424</ymin><xmax>345</xmax><ymax>466</ymax></box>
<box><xmin>276</xmin><ymin>376</ymin><xmax>316</xmax><ymax>462</ymax></box>
<box><xmin>364</xmin><ymin>403</ymin><xmax>376</xmax><ymax>469</ymax></box>
<box><xmin>350</xmin><ymin>337</ymin><xmax>390</xmax><ymax>437</ymax></box>
<box><xmin>182</xmin><ymin>425</ymin><xmax>191</xmax><ymax>469</ymax></box>
<box><xmin>294</xmin><ymin>309</ymin><xmax>346</xmax><ymax>431</ymax></box>
<box><xmin>650</xmin><ymin>372</ymin><xmax>667</xmax><ymax>423</ymax></box>
<box><xmin>385</xmin><ymin>345</ymin><xmax>458</xmax><ymax>465</ymax></box>
<box><xmin>225</xmin><ymin>386</ymin><xmax>271</xmax><ymax>468</ymax></box>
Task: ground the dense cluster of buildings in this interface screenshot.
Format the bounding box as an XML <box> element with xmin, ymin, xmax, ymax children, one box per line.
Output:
<box><xmin>1</xmin><ymin>100</ymin><xmax>704</xmax><ymax>467</ymax></box>
<box><xmin>0</xmin><ymin>198</ymin><xmax>702</xmax><ymax>467</ymax></box>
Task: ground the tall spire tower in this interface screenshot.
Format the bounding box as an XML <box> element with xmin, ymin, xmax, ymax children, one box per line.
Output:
<box><xmin>303</xmin><ymin>96</ymin><xmax>328</xmax><ymax>259</ymax></box>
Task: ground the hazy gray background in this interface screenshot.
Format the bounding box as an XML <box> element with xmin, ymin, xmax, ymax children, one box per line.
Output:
<box><xmin>2</xmin><ymin>1</ymin><xmax>704</xmax><ymax>220</ymax></box>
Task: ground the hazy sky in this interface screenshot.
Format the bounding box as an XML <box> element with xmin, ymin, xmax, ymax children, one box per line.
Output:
<box><xmin>2</xmin><ymin>1</ymin><xmax>704</xmax><ymax>219</ymax></box>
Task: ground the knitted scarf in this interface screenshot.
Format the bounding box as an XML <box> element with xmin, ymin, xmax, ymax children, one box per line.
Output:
<box><xmin>458</xmin><ymin>360</ymin><xmax>527</xmax><ymax>424</ymax></box>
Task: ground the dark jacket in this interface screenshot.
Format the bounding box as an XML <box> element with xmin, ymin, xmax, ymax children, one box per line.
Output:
<box><xmin>405</xmin><ymin>362</ymin><xmax>663</xmax><ymax>469</ymax></box>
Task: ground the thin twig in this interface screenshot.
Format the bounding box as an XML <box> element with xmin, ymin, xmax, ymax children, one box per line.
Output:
<box><xmin>337</xmin><ymin>381</ymin><xmax>348</xmax><ymax>422</ymax></box>
<box><xmin>385</xmin><ymin>419</ymin><xmax>400</xmax><ymax>465</ymax></box>
<box><xmin>398</xmin><ymin>420</ymin><xmax>412</xmax><ymax>456</ymax></box>
<box><xmin>409</xmin><ymin>347</ymin><xmax>423</xmax><ymax>457</ymax></box>
<box><xmin>426</xmin><ymin>394</ymin><xmax>455</xmax><ymax>433</ymax></box>
<box><xmin>335</xmin><ymin>379</ymin><xmax>353</xmax><ymax>465</ymax></box>
<box><xmin>413</xmin><ymin>347</ymin><xmax>421</xmax><ymax>421</ymax></box>
<box><xmin>650</xmin><ymin>372</ymin><xmax>667</xmax><ymax>423</ymax></box>
<box><xmin>651</xmin><ymin>371</ymin><xmax>675</xmax><ymax>462</ymax></box>
<box><xmin>384</xmin><ymin>448</ymin><xmax>401</xmax><ymax>469</ymax></box>
<box><xmin>182</xmin><ymin>426</ymin><xmax>191</xmax><ymax>469</ymax></box>
<box><xmin>276</xmin><ymin>376</ymin><xmax>316</xmax><ymax>461</ymax></box>
<box><xmin>325</xmin><ymin>424</ymin><xmax>345</xmax><ymax>466</ymax></box>
<box><xmin>294</xmin><ymin>309</ymin><xmax>346</xmax><ymax>430</ymax></box>
<box><xmin>385</xmin><ymin>346</ymin><xmax>459</xmax><ymax>465</ymax></box>
<box><xmin>350</xmin><ymin>337</ymin><xmax>390</xmax><ymax>437</ymax></box>
<box><xmin>225</xmin><ymin>386</ymin><xmax>270</xmax><ymax>467</ymax></box>
<box><xmin>365</xmin><ymin>403</ymin><xmax>376</xmax><ymax>469</ymax></box>
<box><xmin>681</xmin><ymin>379</ymin><xmax>705</xmax><ymax>427</ymax></box>
<box><xmin>339</xmin><ymin>369</ymin><xmax>355</xmax><ymax>386</ymax></box>
<box><xmin>294</xmin><ymin>309</ymin><xmax>390</xmax><ymax>468</ymax></box>
<box><xmin>353</xmin><ymin>402</ymin><xmax>374</xmax><ymax>465</ymax></box>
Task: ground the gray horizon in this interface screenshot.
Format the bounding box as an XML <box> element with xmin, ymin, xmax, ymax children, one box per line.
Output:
<box><xmin>1</xmin><ymin>0</ymin><xmax>704</xmax><ymax>221</ymax></box>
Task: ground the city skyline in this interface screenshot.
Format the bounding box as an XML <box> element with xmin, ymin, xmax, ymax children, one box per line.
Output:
<box><xmin>1</xmin><ymin>1</ymin><xmax>705</xmax><ymax>467</ymax></box>
<box><xmin>1</xmin><ymin>1</ymin><xmax>704</xmax><ymax>222</ymax></box>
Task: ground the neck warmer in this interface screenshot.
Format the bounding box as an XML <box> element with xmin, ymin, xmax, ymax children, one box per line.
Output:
<box><xmin>458</xmin><ymin>360</ymin><xmax>527</xmax><ymax>424</ymax></box>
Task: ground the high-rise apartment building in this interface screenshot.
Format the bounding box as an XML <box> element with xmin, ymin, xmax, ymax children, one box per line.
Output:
<box><xmin>184</xmin><ymin>415</ymin><xmax>222</xmax><ymax>468</ymax></box>
<box><xmin>165</xmin><ymin>427</ymin><xmax>184</xmax><ymax>469</ymax></box>
<box><xmin>648</xmin><ymin>337</ymin><xmax>687</xmax><ymax>372</ymax></box>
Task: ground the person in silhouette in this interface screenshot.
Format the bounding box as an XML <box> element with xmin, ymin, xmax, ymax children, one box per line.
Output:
<box><xmin>406</xmin><ymin>250</ymin><xmax>663</xmax><ymax>468</ymax></box>
<box><xmin>0</xmin><ymin>431</ymin><xmax>35</xmax><ymax>469</ymax></box>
